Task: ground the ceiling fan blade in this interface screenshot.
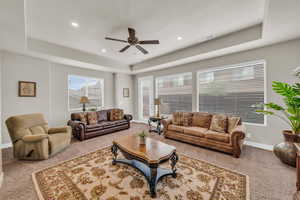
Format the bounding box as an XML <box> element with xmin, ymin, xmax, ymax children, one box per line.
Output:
<box><xmin>105</xmin><ymin>37</ymin><xmax>127</xmax><ymax>43</ymax></box>
<box><xmin>139</xmin><ymin>40</ymin><xmax>160</xmax><ymax>44</ymax></box>
<box><xmin>119</xmin><ymin>45</ymin><xmax>131</xmax><ymax>52</ymax></box>
<box><xmin>128</xmin><ymin>28</ymin><xmax>136</xmax><ymax>39</ymax></box>
<box><xmin>136</xmin><ymin>45</ymin><xmax>148</xmax><ymax>54</ymax></box>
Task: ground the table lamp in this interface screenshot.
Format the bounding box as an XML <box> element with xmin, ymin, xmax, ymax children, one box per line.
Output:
<box><xmin>154</xmin><ymin>98</ymin><xmax>161</xmax><ymax>117</ymax></box>
<box><xmin>80</xmin><ymin>96</ymin><xmax>90</xmax><ymax>112</ymax></box>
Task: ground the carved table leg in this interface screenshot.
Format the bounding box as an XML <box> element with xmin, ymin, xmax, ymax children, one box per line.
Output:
<box><xmin>170</xmin><ymin>152</ymin><xmax>179</xmax><ymax>178</ymax></box>
<box><xmin>149</xmin><ymin>166</ymin><xmax>158</xmax><ymax>198</ymax></box>
<box><xmin>157</xmin><ymin>120</ymin><xmax>161</xmax><ymax>135</ymax></box>
<box><xmin>111</xmin><ymin>144</ymin><xmax>118</xmax><ymax>165</ymax></box>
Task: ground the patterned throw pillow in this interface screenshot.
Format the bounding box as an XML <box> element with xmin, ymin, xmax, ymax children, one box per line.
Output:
<box><xmin>87</xmin><ymin>112</ymin><xmax>98</xmax><ymax>125</ymax></box>
<box><xmin>182</xmin><ymin>112</ymin><xmax>193</xmax><ymax>127</ymax></box>
<box><xmin>172</xmin><ymin>112</ymin><xmax>184</xmax><ymax>126</ymax></box>
<box><xmin>209</xmin><ymin>114</ymin><xmax>228</xmax><ymax>133</ymax></box>
<box><xmin>192</xmin><ymin>112</ymin><xmax>212</xmax><ymax>128</ymax></box>
<box><xmin>78</xmin><ymin>113</ymin><xmax>87</xmax><ymax>123</ymax></box>
<box><xmin>109</xmin><ymin>109</ymin><xmax>124</xmax><ymax>121</ymax></box>
<box><xmin>227</xmin><ymin>116</ymin><xmax>241</xmax><ymax>133</ymax></box>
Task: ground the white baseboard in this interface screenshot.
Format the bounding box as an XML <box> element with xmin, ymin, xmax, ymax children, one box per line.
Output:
<box><xmin>132</xmin><ymin>120</ymin><xmax>148</xmax><ymax>124</ymax></box>
<box><xmin>0</xmin><ymin>172</ymin><xmax>3</xmax><ymax>188</ymax></box>
<box><xmin>0</xmin><ymin>143</ymin><xmax>12</xmax><ymax>149</ymax></box>
<box><xmin>244</xmin><ymin>141</ymin><xmax>274</xmax><ymax>151</ymax></box>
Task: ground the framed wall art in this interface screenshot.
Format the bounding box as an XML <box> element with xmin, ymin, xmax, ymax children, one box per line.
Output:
<box><xmin>18</xmin><ymin>81</ymin><xmax>36</xmax><ymax>97</ymax></box>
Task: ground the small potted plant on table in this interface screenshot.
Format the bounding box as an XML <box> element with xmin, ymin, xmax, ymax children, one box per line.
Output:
<box><xmin>255</xmin><ymin>81</ymin><xmax>300</xmax><ymax>166</ymax></box>
<box><xmin>138</xmin><ymin>131</ymin><xmax>148</xmax><ymax>145</ymax></box>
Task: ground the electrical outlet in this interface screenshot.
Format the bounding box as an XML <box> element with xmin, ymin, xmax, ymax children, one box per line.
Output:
<box><xmin>247</xmin><ymin>133</ymin><xmax>252</xmax><ymax>138</ymax></box>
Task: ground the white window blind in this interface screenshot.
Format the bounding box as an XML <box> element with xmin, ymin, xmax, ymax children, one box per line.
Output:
<box><xmin>156</xmin><ymin>73</ymin><xmax>192</xmax><ymax>115</ymax></box>
<box><xmin>138</xmin><ymin>77</ymin><xmax>154</xmax><ymax>120</ymax></box>
<box><xmin>68</xmin><ymin>75</ymin><xmax>104</xmax><ymax>110</ymax></box>
<box><xmin>198</xmin><ymin>62</ymin><xmax>265</xmax><ymax>124</ymax></box>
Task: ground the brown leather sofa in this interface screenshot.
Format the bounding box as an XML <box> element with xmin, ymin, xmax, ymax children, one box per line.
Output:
<box><xmin>68</xmin><ymin>109</ymin><xmax>133</xmax><ymax>141</ymax></box>
<box><xmin>162</xmin><ymin>112</ymin><xmax>246</xmax><ymax>158</ymax></box>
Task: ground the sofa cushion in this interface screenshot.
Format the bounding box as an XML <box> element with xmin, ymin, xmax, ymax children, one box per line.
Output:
<box><xmin>109</xmin><ymin>109</ymin><xmax>124</xmax><ymax>121</ymax></box>
<box><xmin>192</xmin><ymin>112</ymin><xmax>212</xmax><ymax>128</ymax></box>
<box><xmin>87</xmin><ymin>112</ymin><xmax>98</xmax><ymax>125</ymax></box>
<box><xmin>206</xmin><ymin>130</ymin><xmax>230</xmax><ymax>143</ymax></box>
<box><xmin>86</xmin><ymin>124</ymin><xmax>104</xmax><ymax>132</ymax></box>
<box><xmin>183</xmin><ymin>127</ymin><xmax>207</xmax><ymax>137</ymax></box>
<box><xmin>98</xmin><ymin>110</ymin><xmax>108</xmax><ymax>122</ymax></box>
<box><xmin>168</xmin><ymin>124</ymin><xmax>184</xmax><ymax>133</ymax></box>
<box><xmin>182</xmin><ymin>112</ymin><xmax>193</xmax><ymax>127</ymax></box>
<box><xmin>172</xmin><ymin>112</ymin><xmax>184</xmax><ymax>126</ymax></box>
<box><xmin>78</xmin><ymin>113</ymin><xmax>88</xmax><ymax>123</ymax></box>
<box><xmin>99</xmin><ymin>120</ymin><xmax>128</xmax><ymax>127</ymax></box>
<box><xmin>228</xmin><ymin>116</ymin><xmax>241</xmax><ymax>133</ymax></box>
<box><xmin>209</xmin><ymin>114</ymin><xmax>228</xmax><ymax>133</ymax></box>
<box><xmin>30</xmin><ymin>126</ymin><xmax>47</xmax><ymax>135</ymax></box>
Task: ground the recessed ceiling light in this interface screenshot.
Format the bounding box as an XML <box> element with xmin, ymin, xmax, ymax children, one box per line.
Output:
<box><xmin>101</xmin><ymin>48</ymin><xmax>107</xmax><ymax>53</ymax></box>
<box><xmin>70</xmin><ymin>22</ymin><xmax>79</xmax><ymax>28</ymax></box>
<box><xmin>177</xmin><ymin>36</ymin><xmax>183</xmax><ymax>41</ymax></box>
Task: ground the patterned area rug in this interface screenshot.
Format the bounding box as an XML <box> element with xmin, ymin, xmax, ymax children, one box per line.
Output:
<box><xmin>32</xmin><ymin>146</ymin><xmax>249</xmax><ymax>200</ymax></box>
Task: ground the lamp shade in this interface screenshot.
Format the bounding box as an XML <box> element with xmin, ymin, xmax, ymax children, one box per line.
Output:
<box><xmin>80</xmin><ymin>96</ymin><xmax>90</xmax><ymax>104</ymax></box>
<box><xmin>154</xmin><ymin>98</ymin><xmax>161</xmax><ymax>105</ymax></box>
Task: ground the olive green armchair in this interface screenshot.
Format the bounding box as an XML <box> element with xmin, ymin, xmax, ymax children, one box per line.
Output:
<box><xmin>6</xmin><ymin>113</ymin><xmax>71</xmax><ymax>160</ymax></box>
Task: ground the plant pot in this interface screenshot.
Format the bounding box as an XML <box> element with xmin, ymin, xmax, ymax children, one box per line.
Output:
<box><xmin>139</xmin><ymin>137</ymin><xmax>146</xmax><ymax>145</ymax></box>
<box><xmin>273</xmin><ymin>130</ymin><xmax>300</xmax><ymax>167</ymax></box>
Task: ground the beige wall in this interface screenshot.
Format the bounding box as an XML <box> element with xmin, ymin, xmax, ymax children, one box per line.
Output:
<box><xmin>0</xmin><ymin>51</ymin><xmax>130</xmax><ymax>145</ymax></box>
<box><xmin>0</xmin><ymin>51</ymin><xmax>3</xmax><ymax>187</ymax></box>
<box><xmin>134</xmin><ymin>38</ymin><xmax>300</xmax><ymax>146</ymax></box>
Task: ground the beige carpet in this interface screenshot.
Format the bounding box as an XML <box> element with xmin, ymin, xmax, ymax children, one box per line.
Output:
<box><xmin>0</xmin><ymin>123</ymin><xmax>296</xmax><ymax>200</ymax></box>
<box><xmin>32</xmin><ymin>146</ymin><xmax>249</xmax><ymax>200</ymax></box>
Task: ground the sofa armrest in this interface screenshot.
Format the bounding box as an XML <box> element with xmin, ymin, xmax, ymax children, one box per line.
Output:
<box><xmin>67</xmin><ymin>120</ymin><xmax>86</xmax><ymax>141</ymax></box>
<box><xmin>124</xmin><ymin>114</ymin><xmax>133</xmax><ymax>122</ymax></box>
<box><xmin>161</xmin><ymin>118</ymin><xmax>172</xmax><ymax>131</ymax></box>
<box><xmin>230</xmin><ymin>124</ymin><xmax>246</xmax><ymax>158</ymax></box>
<box><xmin>48</xmin><ymin>126</ymin><xmax>72</xmax><ymax>134</ymax></box>
<box><xmin>22</xmin><ymin>134</ymin><xmax>48</xmax><ymax>143</ymax></box>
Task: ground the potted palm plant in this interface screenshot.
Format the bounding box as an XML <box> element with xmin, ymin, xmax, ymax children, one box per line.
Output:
<box><xmin>255</xmin><ymin>81</ymin><xmax>300</xmax><ymax>166</ymax></box>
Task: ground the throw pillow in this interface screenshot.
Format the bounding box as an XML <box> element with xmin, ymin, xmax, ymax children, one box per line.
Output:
<box><xmin>172</xmin><ymin>112</ymin><xmax>184</xmax><ymax>126</ymax></box>
<box><xmin>182</xmin><ymin>112</ymin><xmax>193</xmax><ymax>127</ymax></box>
<box><xmin>109</xmin><ymin>109</ymin><xmax>124</xmax><ymax>121</ymax></box>
<box><xmin>209</xmin><ymin>114</ymin><xmax>228</xmax><ymax>133</ymax></box>
<box><xmin>87</xmin><ymin>112</ymin><xmax>98</xmax><ymax>125</ymax></box>
<box><xmin>98</xmin><ymin>110</ymin><xmax>108</xmax><ymax>122</ymax></box>
<box><xmin>78</xmin><ymin>113</ymin><xmax>87</xmax><ymax>123</ymax></box>
<box><xmin>228</xmin><ymin>116</ymin><xmax>241</xmax><ymax>133</ymax></box>
<box><xmin>192</xmin><ymin>112</ymin><xmax>212</xmax><ymax>128</ymax></box>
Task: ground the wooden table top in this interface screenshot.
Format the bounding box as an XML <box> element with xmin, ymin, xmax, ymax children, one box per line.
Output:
<box><xmin>113</xmin><ymin>135</ymin><xmax>176</xmax><ymax>164</ymax></box>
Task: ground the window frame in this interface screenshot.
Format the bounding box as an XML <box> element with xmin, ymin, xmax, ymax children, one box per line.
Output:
<box><xmin>138</xmin><ymin>76</ymin><xmax>154</xmax><ymax>120</ymax></box>
<box><xmin>196</xmin><ymin>60</ymin><xmax>267</xmax><ymax>126</ymax></box>
<box><xmin>68</xmin><ymin>74</ymin><xmax>104</xmax><ymax>111</ymax></box>
<box><xmin>155</xmin><ymin>72</ymin><xmax>193</xmax><ymax>115</ymax></box>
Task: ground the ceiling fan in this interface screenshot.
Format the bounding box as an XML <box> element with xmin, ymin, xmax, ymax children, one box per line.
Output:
<box><xmin>105</xmin><ymin>28</ymin><xmax>159</xmax><ymax>54</ymax></box>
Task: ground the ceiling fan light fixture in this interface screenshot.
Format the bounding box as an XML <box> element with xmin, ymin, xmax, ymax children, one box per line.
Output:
<box><xmin>177</xmin><ymin>36</ymin><xmax>183</xmax><ymax>41</ymax></box>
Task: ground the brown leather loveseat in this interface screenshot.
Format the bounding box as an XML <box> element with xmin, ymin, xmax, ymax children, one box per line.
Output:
<box><xmin>68</xmin><ymin>109</ymin><xmax>133</xmax><ymax>141</ymax></box>
<box><xmin>162</xmin><ymin>112</ymin><xmax>246</xmax><ymax>158</ymax></box>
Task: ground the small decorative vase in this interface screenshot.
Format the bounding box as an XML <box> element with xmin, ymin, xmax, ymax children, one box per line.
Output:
<box><xmin>139</xmin><ymin>137</ymin><xmax>146</xmax><ymax>145</ymax></box>
<box><xmin>273</xmin><ymin>130</ymin><xmax>300</xmax><ymax>167</ymax></box>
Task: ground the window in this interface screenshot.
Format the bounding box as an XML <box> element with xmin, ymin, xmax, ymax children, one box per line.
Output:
<box><xmin>198</xmin><ymin>61</ymin><xmax>265</xmax><ymax>124</ymax></box>
<box><xmin>138</xmin><ymin>76</ymin><xmax>154</xmax><ymax>120</ymax></box>
<box><xmin>68</xmin><ymin>75</ymin><xmax>104</xmax><ymax>110</ymax></box>
<box><xmin>156</xmin><ymin>73</ymin><xmax>192</xmax><ymax>115</ymax></box>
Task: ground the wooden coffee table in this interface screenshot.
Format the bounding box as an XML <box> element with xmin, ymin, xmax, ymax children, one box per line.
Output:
<box><xmin>111</xmin><ymin>135</ymin><xmax>178</xmax><ymax>198</ymax></box>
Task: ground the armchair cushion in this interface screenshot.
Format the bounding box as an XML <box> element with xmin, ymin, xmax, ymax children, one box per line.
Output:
<box><xmin>209</xmin><ymin>114</ymin><xmax>228</xmax><ymax>133</ymax></box>
<box><xmin>48</xmin><ymin>126</ymin><xmax>71</xmax><ymax>134</ymax></box>
<box><xmin>22</xmin><ymin>134</ymin><xmax>48</xmax><ymax>143</ymax></box>
<box><xmin>30</xmin><ymin>126</ymin><xmax>47</xmax><ymax>135</ymax></box>
<box><xmin>109</xmin><ymin>109</ymin><xmax>124</xmax><ymax>121</ymax></box>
